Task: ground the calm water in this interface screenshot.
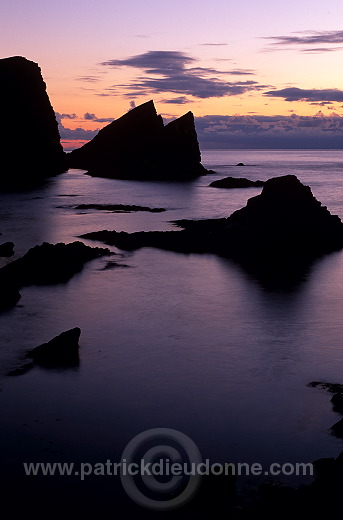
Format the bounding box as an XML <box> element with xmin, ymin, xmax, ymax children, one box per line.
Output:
<box><xmin>1</xmin><ymin>150</ymin><xmax>343</xmax><ymax>494</ymax></box>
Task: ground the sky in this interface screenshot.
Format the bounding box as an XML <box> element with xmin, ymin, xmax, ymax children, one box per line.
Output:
<box><xmin>1</xmin><ymin>0</ymin><xmax>343</xmax><ymax>148</ymax></box>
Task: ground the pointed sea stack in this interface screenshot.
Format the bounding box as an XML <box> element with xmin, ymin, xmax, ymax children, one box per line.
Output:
<box><xmin>0</xmin><ymin>56</ymin><xmax>67</xmax><ymax>188</ymax></box>
<box><xmin>68</xmin><ymin>100</ymin><xmax>207</xmax><ymax>180</ymax></box>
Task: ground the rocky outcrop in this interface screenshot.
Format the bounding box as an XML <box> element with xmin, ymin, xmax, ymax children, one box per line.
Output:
<box><xmin>331</xmin><ymin>393</ymin><xmax>343</xmax><ymax>414</ymax></box>
<box><xmin>0</xmin><ymin>241</ymin><xmax>112</xmax><ymax>286</ymax></box>
<box><xmin>68</xmin><ymin>100</ymin><xmax>208</xmax><ymax>180</ymax></box>
<box><xmin>0</xmin><ymin>56</ymin><xmax>67</xmax><ymax>187</ymax></box>
<box><xmin>308</xmin><ymin>381</ymin><xmax>343</xmax><ymax>437</ymax></box>
<box><xmin>331</xmin><ymin>418</ymin><xmax>343</xmax><ymax>437</ymax></box>
<box><xmin>210</xmin><ymin>176</ymin><xmax>265</xmax><ymax>188</ymax></box>
<box><xmin>80</xmin><ymin>175</ymin><xmax>343</xmax><ymax>286</ymax></box>
<box><xmin>0</xmin><ymin>241</ymin><xmax>112</xmax><ymax>310</ymax></box>
<box><xmin>74</xmin><ymin>203</ymin><xmax>166</xmax><ymax>213</ymax></box>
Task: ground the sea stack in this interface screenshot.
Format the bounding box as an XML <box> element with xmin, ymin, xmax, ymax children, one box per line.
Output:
<box><xmin>68</xmin><ymin>100</ymin><xmax>208</xmax><ymax>180</ymax></box>
<box><xmin>0</xmin><ymin>56</ymin><xmax>67</xmax><ymax>187</ymax></box>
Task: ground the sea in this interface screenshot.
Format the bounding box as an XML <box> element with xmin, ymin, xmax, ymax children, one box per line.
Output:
<box><xmin>1</xmin><ymin>149</ymin><xmax>343</xmax><ymax>507</ymax></box>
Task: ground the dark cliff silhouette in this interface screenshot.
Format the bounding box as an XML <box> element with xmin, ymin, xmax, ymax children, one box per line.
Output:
<box><xmin>68</xmin><ymin>100</ymin><xmax>208</xmax><ymax>180</ymax></box>
<box><xmin>80</xmin><ymin>175</ymin><xmax>343</xmax><ymax>287</ymax></box>
<box><xmin>0</xmin><ymin>56</ymin><xmax>67</xmax><ymax>188</ymax></box>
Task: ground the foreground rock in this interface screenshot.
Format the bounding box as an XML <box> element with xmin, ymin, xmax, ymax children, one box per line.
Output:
<box><xmin>8</xmin><ymin>328</ymin><xmax>81</xmax><ymax>375</ymax></box>
<box><xmin>238</xmin><ymin>452</ymin><xmax>343</xmax><ymax>519</ymax></box>
<box><xmin>27</xmin><ymin>327</ymin><xmax>81</xmax><ymax>367</ymax></box>
<box><xmin>0</xmin><ymin>241</ymin><xmax>14</xmax><ymax>256</ymax></box>
<box><xmin>0</xmin><ymin>56</ymin><xmax>67</xmax><ymax>188</ymax></box>
<box><xmin>80</xmin><ymin>175</ymin><xmax>343</xmax><ymax>286</ymax></box>
<box><xmin>239</xmin><ymin>382</ymin><xmax>343</xmax><ymax>518</ymax></box>
<box><xmin>0</xmin><ymin>241</ymin><xmax>111</xmax><ymax>309</ymax></box>
<box><xmin>68</xmin><ymin>100</ymin><xmax>208</xmax><ymax>180</ymax></box>
<box><xmin>209</xmin><ymin>176</ymin><xmax>265</xmax><ymax>189</ymax></box>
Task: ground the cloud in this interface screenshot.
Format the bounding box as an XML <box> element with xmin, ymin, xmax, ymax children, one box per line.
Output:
<box><xmin>130</xmin><ymin>100</ymin><xmax>136</xmax><ymax>109</ymax></box>
<box><xmin>161</xmin><ymin>96</ymin><xmax>192</xmax><ymax>104</ymax></box>
<box><xmin>84</xmin><ymin>112</ymin><xmax>97</xmax><ymax>120</ymax></box>
<box><xmin>266</xmin><ymin>30</ymin><xmax>343</xmax><ymax>45</ymax></box>
<box><xmin>101</xmin><ymin>50</ymin><xmax>194</xmax><ymax>73</ymax></box>
<box><xmin>56</xmin><ymin>112</ymin><xmax>114</xmax><ymax>143</ymax></box>
<box><xmin>300</xmin><ymin>47</ymin><xmax>343</xmax><ymax>54</ymax></box>
<box><xmin>82</xmin><ymin>112</ymin><xmax>114</xmax><ymax>123</ymax></box>
<box><xmin>309</xmin><ymin>101</ymin><xmax>334</xmax><ymax>106</ymax></box>
<box><xmin>57</xmin><ymin>110</ymin><xmax>343</xmax><ymax>150</ymax></box>
<box><xmin>55</xmin><ymin>113</ymin><xmax>77</xmax><ymax>121</ymax></box>
<box><xmin>58</xmin><ymin>125</ymin><xmax>99</xmax><ymax>141</ymax></box>
<box><xmin>119</xmin><ymin>76</ymin><xmax>266</xmax><ymax>99</ymax></box>
<box><xmin>199</xmin><ymin>43</ymin><xmax>228</xmax><ymax>46</ymax></box>
<box><xmin>195</xmin><ymin>113</ymin><xmax>343</xmax><ymax>148</ymax></box>
<box><xmin>263</xmin><ymin>87</ymin><xmax>343</xmax><ymax>103</ymax></box>
<box><xmin>263</xmin><ymin>30</ymin><xmax>343</xmax><ymax>53</ymax></box>
<box><xmin>75</xmin><ymin>76</ymin><xmax>100</xmax><ymax>82</ymax></box>
<box><xmin>189</xmin><ymin>67</ymin><xmax>255</xmax><ymax>76</ymax></box>
<box><xmin>101</xmin><ymin>50</ymin><xmax>264</xmax><ymax>99</ymax></box>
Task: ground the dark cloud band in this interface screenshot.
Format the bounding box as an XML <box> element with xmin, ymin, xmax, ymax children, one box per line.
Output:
<box><xmin>264</xmin><ymin>87</ymin><xmax>343</xmax><ymax>103</ymax></box>
<box><xmin>263</xmin><ymin>30</ymin><xmax>343</xmax><ymax>53</ymax></box>
<box><xmin>100</xmin><ymin>50</ymin><xmax>262</xmax><ymax>99</ymax></box>
<box><xmin>195</xmin><ymin>113</ymin><xmax>343</xmax><ymax>148</ymax></box>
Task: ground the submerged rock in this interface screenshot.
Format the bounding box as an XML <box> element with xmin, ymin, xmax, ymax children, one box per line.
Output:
<box><xmin>209</xmin><ymin>176</ymin><xmax>265</xmax><ymax>189</ymax></box>
<box><xmin>68</xmin><ymin>100</ymin><xmax>208</xmax><ymax>180</ymax></box>
<box><xmin>0</xmin><ymin>241</ymin><xmax>14</xmax><ymax>257</ymax></box>
<box><xmin>7</xmin><ymin>362</ymin><xmax>34</xmax><ymax>376</ymax></box>
<box><xmin>27</xmin><ymin>327</ymin><xmax>81</xmax><ymax>367</ymax></box>
<box><xmin>80</xmin><ymin>175</ymin><xmax>343</xmax><ymax>286</ymax></box>
<box><xmin>0</xmin><ymin>56</ymin><xmax>67</xmax><ymax>187</ymax></box>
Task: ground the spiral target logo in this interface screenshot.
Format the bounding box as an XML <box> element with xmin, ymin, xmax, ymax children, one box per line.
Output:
<box><xmin>120</xmin><ymin>428</ymin><xmax>203</xmax><ymax>511</ymax></box>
